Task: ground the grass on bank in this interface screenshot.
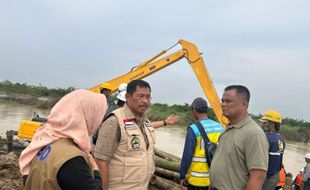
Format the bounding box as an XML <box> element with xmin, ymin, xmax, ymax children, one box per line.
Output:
<box><xmin>0</xmin><ymin>80</ymin><xmax>75</xmax><ymax>109</ymax></box>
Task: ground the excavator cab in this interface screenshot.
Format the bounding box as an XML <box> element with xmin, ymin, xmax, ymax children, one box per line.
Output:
<box><xmin>17</xmin><ymin>113</ymin><xmax>47</xmax><ymax>140</ymax></box>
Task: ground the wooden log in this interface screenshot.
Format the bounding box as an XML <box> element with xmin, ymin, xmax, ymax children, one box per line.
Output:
<box><xmin>14</xmin><ymin>136</ymin><xmax>30</xmax><ymax>147</ymax></box>
<box><xmin>151</xmin><ymin>175</ymin><xmax>186</xmax><ymax>190</ymax></box>
<box><xmin>155</xmin><ymin>167</ymin><xmax>180</xmax><ymax>181</ymax></box>
<box><xmin>155</xmin><ymin>156</ymin><xmax>179</xmax><ymax>172</ymax></box>
<box><xmin>6</xmin><ymin>130</ymin><xmax>14</xmax><ymax>152</ymax></box>
<box><xmin>154</xmin><ymin>148</ymin><xmax>181</xmax><ymax>162</ymax></box>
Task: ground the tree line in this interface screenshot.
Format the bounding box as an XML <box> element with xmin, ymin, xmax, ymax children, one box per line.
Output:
<box><xmin>147</xmin><ymin>104</ymin><xmax>309</xmax><ymax>143</ymax></box>
<box><xmin>1</xmin><ymin>80</ymin><xmax>309</xmax><ymax>143</ymax></box>
<box><xmin>0</xmin><ymin>80</ymin><xmax>75</xmax><ymax>109</ymax></box>
<box><xmin>0</xmin><ymin>80</ymin><xmax>75</xmax><ymax>97</ymax></box>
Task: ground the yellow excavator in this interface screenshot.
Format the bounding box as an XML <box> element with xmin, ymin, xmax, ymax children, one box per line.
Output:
<box><xmin>17</xmin><ymin>39</ymin><xmax>228</xmax><ymax>140</ymax></box>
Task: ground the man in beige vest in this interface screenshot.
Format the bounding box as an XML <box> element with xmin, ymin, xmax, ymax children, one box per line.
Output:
<box><xmin>94</xmin><ymin>79</ymin><xmax>155</xmax><ymax>190</ymax></box>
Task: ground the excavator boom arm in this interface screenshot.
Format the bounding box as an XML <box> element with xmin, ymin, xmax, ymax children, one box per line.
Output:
<box><xmin>90</xmin><ymin>39</ymin><xmax>228</xmax><ymax>126</ymax></box>
<box><xmin>180</xmin><ymin>40</ymin><xmax>228</xmax><ymax>126</ymax></box>
<box><xmin>18</xmin><ymin>39</ymin><xmax>227</xmax><ymax>140</ymax></box>
<box><xmin>89</xmin><ymin>50</ymin><xmax>186</xmax><ymax>93</ymax></box>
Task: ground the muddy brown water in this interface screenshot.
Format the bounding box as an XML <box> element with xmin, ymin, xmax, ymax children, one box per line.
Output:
<box><xmin>0</xmin><ymin>101</ymin><xmax>309</xmax><ymax>178</ymax></box>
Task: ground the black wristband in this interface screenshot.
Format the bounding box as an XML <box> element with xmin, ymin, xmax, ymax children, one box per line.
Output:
<box><xmin>163</xmin><ymin>120</ymin><xmax>167</xmax><ymax>126</ymax></box>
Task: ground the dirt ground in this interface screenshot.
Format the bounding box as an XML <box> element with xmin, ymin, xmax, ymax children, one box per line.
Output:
<box><xmin>0</xmin><ymin>138</ymin><xmax>23</xmax><ymax>190</ymax></box>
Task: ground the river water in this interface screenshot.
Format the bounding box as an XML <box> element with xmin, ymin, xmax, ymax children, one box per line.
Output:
<box><xmin>0</xmin><ymin>101</ymin><xmax>308</xmax><ymax>178</ymax></box>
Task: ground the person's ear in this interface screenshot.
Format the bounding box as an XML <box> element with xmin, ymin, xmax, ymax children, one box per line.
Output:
<box><xmin>125</xmin><ymin>93</ymin><xmax>130</xmax><ymax>99</ymax></box>
<box><xmin>242</xmin><ymin>100</ymin><xmax>248</xmax><ymax>108</ymax></box>
<box><xmin>192</xmin><ymin>108</ymin><xmax>197</xmax><ymax>115</ymax></box>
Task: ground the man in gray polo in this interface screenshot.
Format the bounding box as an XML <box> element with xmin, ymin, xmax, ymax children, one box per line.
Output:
<box><xmin>210</xmin><ymin>85</ymin><xmax>269</xmax><ymax>190</ymax></box>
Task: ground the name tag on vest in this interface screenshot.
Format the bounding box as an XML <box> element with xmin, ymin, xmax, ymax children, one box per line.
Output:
<box><xmin>36</xmin><ymin>145</ymin><xmax>51</xmax><ymax>161</ymax></box>
<box><xmin>123</xmin><ymin>119</ymin><xmax>137</xmax><ymax>129</ymax></box>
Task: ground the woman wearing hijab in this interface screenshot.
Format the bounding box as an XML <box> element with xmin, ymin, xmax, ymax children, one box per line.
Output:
<box><xmin>19</xmin><ymin>89</ymin><xmax>107</xmax><ymax>190</ymax></box>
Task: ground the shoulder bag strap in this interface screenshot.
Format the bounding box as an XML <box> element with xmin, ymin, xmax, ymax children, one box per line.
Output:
<box><xmin>194</xmin><ymin>121</ymin><xmax>210</xmax><ymax>144</ymax></box>
<box><xmin>194</xmin><ymin>121</ymin><xmax>212</xmax><ymax>166</ymax></box>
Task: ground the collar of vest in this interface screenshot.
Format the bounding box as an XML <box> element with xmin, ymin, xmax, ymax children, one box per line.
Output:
<box><xmin>198</xmin><ymin>117</ymin><xmax>209</xmax><ymax>121</ymax></box>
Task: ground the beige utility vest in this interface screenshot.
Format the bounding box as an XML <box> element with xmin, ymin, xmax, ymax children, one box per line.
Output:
<box><xmin>108</xmin><ymin>107</ymin><xmax>156</xmax><ymax>190</ymax></box>
<box><xmin>24</xmin><ymin>138</ymin><xmax>92</xmax><ymax>190</ymax></box>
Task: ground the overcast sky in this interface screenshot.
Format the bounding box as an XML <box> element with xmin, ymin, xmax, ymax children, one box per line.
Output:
<box><xmin>1</xmin><ymin>0</ymin><xmax>310</xmax><ymax>121</ymax></box>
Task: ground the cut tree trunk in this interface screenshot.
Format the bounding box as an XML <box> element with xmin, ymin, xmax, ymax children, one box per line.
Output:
<box><xmin>155</xmin><ymin>167</ymin><xmax>180</xmax><ymax>181</ymax></box>
<box><xmin>151</xmin><ymin>175</ymin><xmax>186</xmax><ymax>190</ymax></box>
<box><xmin>155</xmin><ymin>156</ymin><xmax>179</xmax><ymax>172</ymax></box>
<box><xmin>154</xmin><ymin>148</ymin><xmax>181</xmax><ymax>162</ymax></box>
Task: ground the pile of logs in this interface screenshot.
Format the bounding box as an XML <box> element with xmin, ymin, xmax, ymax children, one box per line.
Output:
<box><xmin>149</xmin><ymin>148</ymin><xmax>186</xmax><ymax>190</ymax></box>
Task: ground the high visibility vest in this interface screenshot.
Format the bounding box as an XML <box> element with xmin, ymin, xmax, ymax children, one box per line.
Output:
<box><xmin>266</xmin><ymin>132</ymin><xmax>285</xmax><ymax>177</ymax></box>
<box><xmin>186</xmin><ymin>119</ymin><xmax>223</xmax><ymax>187</ymax></box>
<box><xmin>277</xmin><ymin>166</ymin><xmax>286</xmax><ymax>187</ymax></box>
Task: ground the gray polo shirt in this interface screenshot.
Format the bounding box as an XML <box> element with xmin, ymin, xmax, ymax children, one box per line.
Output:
<box><xmin>210</xmin><ymin>116</ymin><xmax>269</xmax><ymax>190</ymax></box>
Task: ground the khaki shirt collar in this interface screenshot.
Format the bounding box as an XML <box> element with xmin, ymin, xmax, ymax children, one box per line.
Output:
<box><xmin>228</xmin><ymin>115</ymin><xmax>251</xmax><ymax>129</ymax></box>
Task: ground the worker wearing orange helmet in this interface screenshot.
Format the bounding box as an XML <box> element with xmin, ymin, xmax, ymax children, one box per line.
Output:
<box><xmin>260</xmin><ymin>110</ymin><xmax>286</xmax><ymax>190</ymax></box>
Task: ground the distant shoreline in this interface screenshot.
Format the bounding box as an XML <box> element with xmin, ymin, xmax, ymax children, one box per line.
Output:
<box><xmin>0</xmin><ymin>92</ymin><xmax>58</xmax><ymax>109</ymax></box>
<box><xmin>1</xmin><ymin>91</ymin><xmax>309</xmax><ymax>144</ymax></box>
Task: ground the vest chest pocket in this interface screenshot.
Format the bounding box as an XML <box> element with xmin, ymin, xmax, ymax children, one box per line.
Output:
<box><xmin>146</xmin><ymin>126</ymin><xmax>156</xmax><ymax>144</ymax></box>
<box><xmin>125</xmin><ymin>127</ymin><xmax>143</xmax><ymax>151</ymax></box>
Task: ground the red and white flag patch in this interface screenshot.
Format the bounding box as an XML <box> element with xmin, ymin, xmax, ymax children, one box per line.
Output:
<box><xmin>123</xmin><ymin>119</ymin><xmax>134</xmax><ymax>125</ymax></box>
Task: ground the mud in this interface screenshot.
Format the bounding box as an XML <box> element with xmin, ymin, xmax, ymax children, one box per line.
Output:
<box><xmin>0</xmin><ymin>138</ymin><xmax>23</xmax><ymax>190</ymax></box>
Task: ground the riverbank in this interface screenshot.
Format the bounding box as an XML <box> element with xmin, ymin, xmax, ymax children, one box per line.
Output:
<box><xmin>0</xmin><ymin>136</ymin><xmax>23</xmax><ymax>190</ymax></box>
<box><xmin>1</xmin><ymin>94</ymin><xmax>309</xmax><ymax>144</ymax></box>
<box><xmin>1</xmin><ymin>79</ymin><xmax>309</xmax><ymax>144</ymax></box>
<box><xmin>0</xmin><ymin>92</ymin><xmax>60</xmax><ymax>110</ymax></box>
<box><xmin>0</xmin><ymin>135</ymin><xmax>184</xmax><ymax>190</ymax></box>
<box><xmin>0</xmin><ymin>80</ymin><xmax>73</xmax><ymax>109</ymax></box>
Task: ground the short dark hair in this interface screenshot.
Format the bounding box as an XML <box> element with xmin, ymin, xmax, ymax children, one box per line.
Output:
<box><xmin>224</xmin><ymin>85</ymin><xmax>250</xmax><ymax>103</ymax></box>
<box><xmin>127</xmin><ymin>80</ymin><xmax>151</xmax><ymax>95</ymax></box>
<box><xmin>191</xmin><ymin>97</ymin><xmax>208</xmax><ymax>113</ymax></box>
<box><xmin>100</xmin><ymin>88</ymin><xmax>110</xmax><ymax>94</ymax></box>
